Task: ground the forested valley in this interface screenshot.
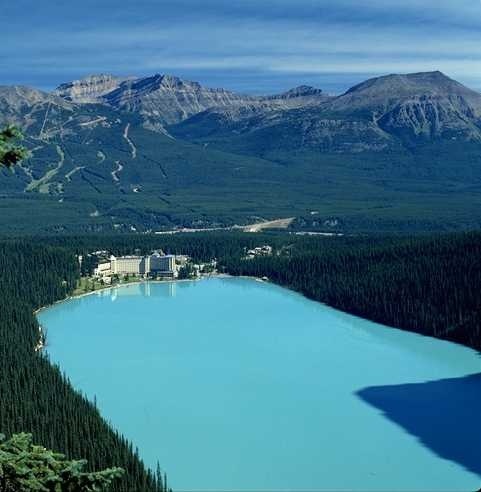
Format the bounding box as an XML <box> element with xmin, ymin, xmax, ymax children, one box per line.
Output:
<box><xmin>0</xmin><ymin>231</ymin><xmax>479</xmax><ymax>491</ymax></box>
<box><xmin>30</xmin><ymin>231</ymin><xmax>481</xmax><ymax>351</ymax></box>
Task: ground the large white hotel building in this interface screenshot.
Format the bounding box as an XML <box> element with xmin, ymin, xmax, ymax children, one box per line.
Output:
<box><xmin>95</xmin><ymin>252</ymin><xmax>177</xmax><ymax>277</ymax></box>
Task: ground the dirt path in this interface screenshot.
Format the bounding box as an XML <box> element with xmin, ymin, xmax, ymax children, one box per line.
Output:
<box><xmin>241</xmin><ymin>217</ymin><xmax>295</xmax><ymax>232</ymax></box>
<box><xmin>111</xmin><ymin>161</ymin><xmax>123</xmax><ymax>182</ymax></box>
<box><xmin>26</xmin><ymin>145</ymin><xmax>65</xmax><ymax>192</ymax></box>
<box><xmin>79</xmin><ymin>116</ymin><xmax>107</xmax><ymax>127</ymax></box>
<box><xmin>97</xmin><ymin>150</ymin><xmax>106</xmax><ymax>163</ymax></box>
<box><xmin>123</xmin><ymin>123</ymin><xmax>137</xmax><ymax>159</ymax></box>
<box><xmin>38</xmin><ymin>101</ymin><xmax>52</xmax><ymax>138</ymax></box>
<box><xmin>65</xmin><ymin>166</ymin><xmax>85</xmax><ymax>182</ymax></box>
<box><xmin>155</xmin><ymin>217</ymin><xmax>295</xmax><ymax>234</ymax></box>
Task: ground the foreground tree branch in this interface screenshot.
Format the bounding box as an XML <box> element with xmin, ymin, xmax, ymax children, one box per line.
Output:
<box><xmin>0</xmin><ymin>126</ymin><xmax>29</xmax><ymax>167</ymax></box>
<box><xmin>0</xmin><ymin>433</ymin><xmax>124</xmax><ymax>491</ymax></box>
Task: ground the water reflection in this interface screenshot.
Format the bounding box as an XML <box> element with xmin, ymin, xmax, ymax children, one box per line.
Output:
<box><xmin>103</xmin><ymin>281</ymin><xmax>178</xmax><ymax>301</ymax></box>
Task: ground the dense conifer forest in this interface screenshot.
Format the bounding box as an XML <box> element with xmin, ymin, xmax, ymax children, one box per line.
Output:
<box><xmin>222</xmin><ymin>232</ymin><xmax>481</xmax><ymax>351</ymax></box>
<box><xmin>0</xmin><ymin>242</ymin><xmax>168</xmax><ymax>492</ymax></box>
<box><xmin>34</xmin><ymin>231</ymin><xmax>481</xmax><ymax>350</ymax></box>
<box><xmin>0</xmin><ymin>231</ymin><xmax>479</xmax><ymax>491</ymax></box>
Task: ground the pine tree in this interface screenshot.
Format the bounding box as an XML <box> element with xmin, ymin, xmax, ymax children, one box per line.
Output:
<box><xmin>0</xmin><ymin>433</ymin><xmax>124</xmax><ymax>491</ymax></box>
<box><xmin>0</xmin><ymin>125</ymin><xmax>29</xmax><ymax>167</ymax></box>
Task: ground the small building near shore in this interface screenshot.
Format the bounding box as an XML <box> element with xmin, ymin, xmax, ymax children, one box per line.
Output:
<box><xmin>94</xmin><ymin>261</ymin><xmax>112</xmax><ymax>277</ymax></box>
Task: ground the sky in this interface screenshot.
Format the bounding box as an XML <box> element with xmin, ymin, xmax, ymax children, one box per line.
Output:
<box><xmin>2</xmin><ymin>0</ymin><xmax>481</xmax><ymax>94</ymax></box>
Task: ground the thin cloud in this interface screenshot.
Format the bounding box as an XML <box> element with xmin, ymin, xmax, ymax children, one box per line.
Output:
<box><xmin>2</xmin><ymin>0</ymin><xmax>481</xmax><ymax>92</ymax></box>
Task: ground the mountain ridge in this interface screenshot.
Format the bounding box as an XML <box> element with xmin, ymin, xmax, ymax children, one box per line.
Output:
<box><xmin>53</xmin><ymin>72</ymin><xmax>331</xmax><ymax>131</ymax></box>
<box><xmin>170</xmin><ymin>70</ymin><xmax>481</xmax><ymax>151</ymax></box>
<box><xmin>49</xmin><ymin>70</ymin><xmax>481</xmax><ymax>149</ymax></box>
<box><xmin>55</xmin><ymin>74</ymin><xmax>132</xmax><ymax>103</ymax></box>
<box><xmin>1</xmin><ymin>70</ymin><xmax>481</xmax><ymax>234</ymax></box>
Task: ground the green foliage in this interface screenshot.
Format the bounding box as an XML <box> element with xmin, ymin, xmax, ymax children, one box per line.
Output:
<box><xmin>35</xmin><ymin>232</ymin><xmax>286</xmax><ymax>268</ymax></box>
<box><xmin>221</xmin><ymin>232</ymin><xmax>481</xmax><ymax>351</ymax></box>
<box><xmin>0</xmin><ymin>126</ymin><xmax>29</xmax><ymax>167</ymax></box>
<box><xmin>0</xmin><ymin>433</ymin><xmax>123</xmax><ymax>492</ymax></box>
<box><xmin>177</xmin><ymin>263</ymin><xmax>195</xmax><ymax>279</ymax></box>
<box><xmin>1</xmin><ymin>103</ymin><xmax>481</xmax><ymax>233</ymax></box>
<box><xmin>200</xmin><ymin>263</ymin><xmax>215</xmax><ymax>274</ymax></box>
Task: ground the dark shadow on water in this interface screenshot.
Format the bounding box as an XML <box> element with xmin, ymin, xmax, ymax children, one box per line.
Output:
<box><xmin>357</xmin><ymin>372</ymin><xmax>481</xmax><ymax>478</ymax></box>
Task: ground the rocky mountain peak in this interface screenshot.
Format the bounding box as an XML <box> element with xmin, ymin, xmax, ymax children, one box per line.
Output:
<box><xmin>342</xmin><ymin>71</ymin><xmax>478</xmax><ymax>99</ymax></box>
<box><xmin>320</xmin><ymin>71</ymin><xmax>481</xmax><ymax>144</ymax></box>
<box><xmin>100</xmin><ymin>73</ymin><xmax>254</xmax><ymax>127</ymax></box>
<box><xmin>114</xmin><ymin>73</ymin><xmax>235</xmax><ymax>98</ymax></box>
<box><xmin>124</xmin><ymin>74</ymin><xmax>189</xmax><ymax>92</ymax></box>
<box><xmin>1</xmin><ymin>85</ymin><xmax>57</xmax><ymax>106</ymax></box>
<box><xmin>278</xmin><ymin>85</ymin><xmax>324</xmax><ymax>98</ymax></box>
<box><xmin>171</xmin><ymin>70</ymin><xmax>481</xmax><ymax>151</ymax></box>
<box><xmin>159</xmin><ymin>74</ymin><xmax>200</xmax><ymax>90</ymax></box>
<box><xmin>0</xmin><ymin>85</ymin><xmax>72</xmax><ymax>128</ymax></box>
<box><xmin>49</xmin><ymin>70</ymin><xmax>481</xmax><ymax>146</ymax></box>
<box><xmin>329</xmin><ymin>70</ymin><xmax>481</xmax><ymax>116</ymax></box>
<box><xmin>55</xmin><ymin>74</ymin><xmax>128</xmax><ymax>103</ymax></box>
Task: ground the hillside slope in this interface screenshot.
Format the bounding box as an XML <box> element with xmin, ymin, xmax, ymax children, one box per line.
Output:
<box><xmin>0</xmin><ymin>87</ymin><xmax>305</xmax><ymax>232</ymax></box>
<box><xmin>1</xmin><ymin>72</ymin><xmax>481</xmax><ymax>233</ymax></box>
<box><xmin>54</xmin><ymin>74</ymin><xmax>330</xmax><ymax>132</ymax></box>
<box><xmin>170</xmin><ymin>71</ymin><xmax>481</xmax><ymax>152</ymax></box>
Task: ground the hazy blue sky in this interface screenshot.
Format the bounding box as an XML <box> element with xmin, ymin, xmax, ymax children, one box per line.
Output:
<box><xmin>2</xmin><ymin>0</ymin><xmax>481</xmax><ymax>94</ymax></box>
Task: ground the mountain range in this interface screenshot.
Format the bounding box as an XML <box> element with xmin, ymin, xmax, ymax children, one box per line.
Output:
<box><xmin>1</xmin><ymin>71</ymin><xmax>481</xmax><ymax>233</ymax></box>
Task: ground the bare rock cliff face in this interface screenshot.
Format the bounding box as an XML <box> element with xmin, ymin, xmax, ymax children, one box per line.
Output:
<box><xmin>377</xmin><ymin>96</ymin><xmax>481</xmax><ymax>142</ymax></box>
<box><xmin>328</xmin><ymin>71</ymin><xmax>481</xmax><ymax>143</ymax></box>
<box><xmin>55</xmin><ymin>74</ymin><xmax>128</xmax><ymax>103</ymax></box>
<box><xmin>54</xmin><ymin>74</ymin><xmax>330</xmax><ymax>131</ymax></box>
<box><xmin>50</xmin><ymin>70</ymin><xmax>481</xmax><ymax>150</ymax></box>
<box><xmin>172</xmin><ymin>71</ymin><xmax>481</xmax><ymax>151</ymax></box>
<box><xmin>103</xmin><ymin>73</ymin><xmax>256</xmax><ymax>128</ymax></box>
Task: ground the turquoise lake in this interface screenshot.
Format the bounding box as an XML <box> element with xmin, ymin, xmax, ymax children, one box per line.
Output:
<box><xmin>38</xmin><ymin>277</ymin><xmax>481</xmax><ymax>491</ymax></box>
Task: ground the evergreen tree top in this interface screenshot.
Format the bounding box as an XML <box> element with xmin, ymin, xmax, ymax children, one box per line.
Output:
<box><xmin>0</xmin><ymin>125</ymin><xmax>29</xmax><ymax>167</ymax></box>
<box><xmin>0</xmin><ymin>432</ymin><xmax>124</xmax><ymax>491</ymax></box>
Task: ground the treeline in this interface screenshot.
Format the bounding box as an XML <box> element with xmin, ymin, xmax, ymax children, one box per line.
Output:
<box><xmin>222</xmin><ymin>232</ymin><xmax>481</xmax><ymax>351</ymax></box>
<box><xmin>32</xmin><ymin>232</ymin><xmax>288</xmax><ymax>273</ymax></box>
<box><xmin>31</xmin><ymin>231</ymin><xmax>481</xmax><ymax>351</ymax></box>
<box><xmin>0</xmin><ymin>241</ymin><xmax>169</xmax><ymax>492</ymax></box>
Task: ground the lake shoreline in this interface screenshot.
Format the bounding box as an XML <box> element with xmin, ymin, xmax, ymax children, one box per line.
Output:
<box><xmin>33</xmin><ymin>273</ymin><xmax>269</xmax><ymax>351</ymax></box>
<box><xmin>34</xmin><ymin>272</ymin><xmax>267</xmax><ymax>315</ymax></box>
<box><xmin>34</xmin><ymin>272</ymin><xmax>476</xmax><ymax>355</ymax></box>
<box><xmin>38</xmin><ymin>275</ymin><xmax>481</xmax><ymax>491</ymax></box>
